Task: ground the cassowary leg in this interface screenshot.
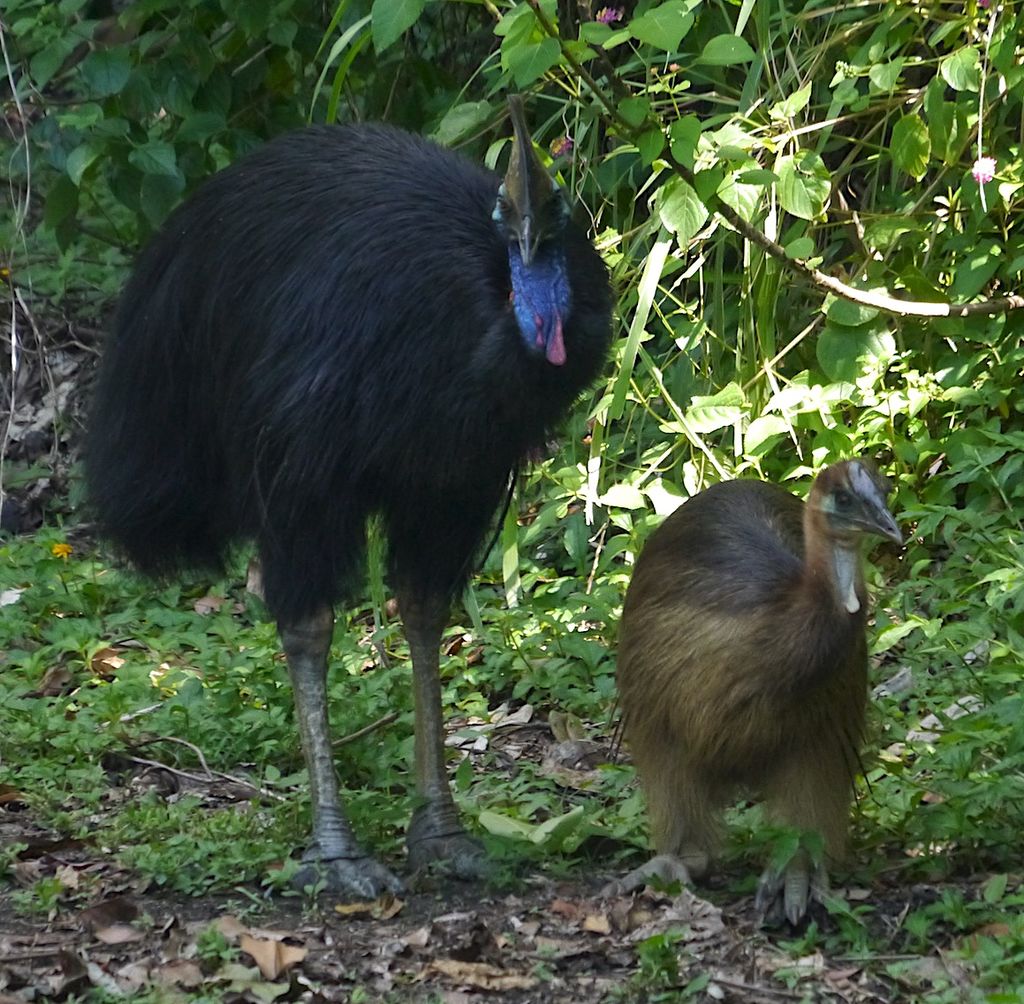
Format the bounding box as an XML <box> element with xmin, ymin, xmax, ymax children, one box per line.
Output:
<box><xmin>400</xmin><ymin>590</ymin><xmax>486</xmax><ymax>879</ymax></box>
<box><xmin>281</xmin><ymin>608</ymin><xmax>403</xmax><ymax>898</ymax></box>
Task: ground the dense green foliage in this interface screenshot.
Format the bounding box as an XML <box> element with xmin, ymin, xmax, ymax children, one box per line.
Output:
<box><xmin>2</xmin><ymin>0</ymin><xmax>1023</xmax><ymax>999</ymax></box>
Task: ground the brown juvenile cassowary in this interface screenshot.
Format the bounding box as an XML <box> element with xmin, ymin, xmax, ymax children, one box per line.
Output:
<box><xmin>86</xmin><ymin>99</ymin><xmax>612</xmax><ymax>899</ymax></box>
<box><xmin>609</xmin><ymin>460</ymin><xmax>900</xmax><ymax>924</ymax></box>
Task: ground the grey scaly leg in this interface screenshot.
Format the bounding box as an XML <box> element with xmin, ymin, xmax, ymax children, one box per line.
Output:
<box><xmin>281</xmin><ymin>608</ymin><xmax>403</xmax><ymax>897</ymax></box>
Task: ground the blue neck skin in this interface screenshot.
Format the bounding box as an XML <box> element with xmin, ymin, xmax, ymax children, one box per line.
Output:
<box><xmin>508</xmin><ymin>244</ymin><xmax>571</xmax><ymax>366</ymax></box>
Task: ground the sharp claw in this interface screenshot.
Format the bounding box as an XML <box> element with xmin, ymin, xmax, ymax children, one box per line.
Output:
<box><xmin>784</xmin><ymin>865</ymin><xmax>811</xmax><ymax>927</ymax></box>
<box><xmin>293</xmin><ymin>854</ymin><xmax>405</xmax><ymax>899</ymax></box>
<box><xmin>602</xmin><ymin>853</ymin><xmax>693</xmax><ymax>897</ymax></box>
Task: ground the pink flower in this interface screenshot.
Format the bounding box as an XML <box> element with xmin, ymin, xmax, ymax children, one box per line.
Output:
<box><xmin>972</xmin><ymin>156</ymin><xmax>997</xmax><ymax>184</ymax></box>
<box><xmin>595</xmin><ymin>6</ymin><xmax>624</xmax><ymax>24</ymax></box>
<box><xmin>978</xmin><ymin>0</ymin><xmax>990</xmax><ymax>7</ymax></box>
<box><xmin>550</xmin><ymin>136</ymin><xmax>574</xmax><ymax>158</ymax></box>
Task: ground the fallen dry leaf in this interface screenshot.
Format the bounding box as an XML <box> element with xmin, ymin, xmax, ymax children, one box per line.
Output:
<box><xmin>89</xmin><ymin>647</ymin><xmax>126</xmax><ymax>678</ymax></box>
<box><xmin>428</xmin><ymin>959</ymin><xmax>537</xmax><ymax>992</ymax></box>
<box><xmin>193</xmin><ymin>593</ymin><xmax>226</xmax><ymax>615</ymax></box>
<box><xmin>404</xmin><ymin>926</ymin><xmax>431</xmax><ymax>949</ymax></box>
<box><xmin>80</xmin><ymin>897</ymin><xmax>139</xmax><ymax>930</ymax></box>
<box><xmin>0</xmin><ymin>783</ymin><xmax>27</xmax><ymax>806</ymax></box>
<box><xmin>583</xmin><ymin>912</ymin><xmax>611</xmax><ymax>935</ymax></box>
<box><xmin>239</xmin><ymin>934</ymin><xmax>307</xmax><ymax>980</ymax></box>
<box><xmin>154</xmin><ymin>960</ymin><xmax>204</xmax><ymax>989</ymax></box>
<box><xmin>213</xmin><ymin>914</ymin><xmax>248</xmax><ymax>941</ymax></box>
<box><xmin>334</xmin><ymin>892</ymin><xmax>404</xmax><ymax>919</ymax></box>
<box><xmin>94</xmin><ymin>924</ymin><xmax>146</xmax><ymax>945</ymax></box>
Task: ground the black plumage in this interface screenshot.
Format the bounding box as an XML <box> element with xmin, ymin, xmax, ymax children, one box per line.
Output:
<box><xmin>86</xmin><ymin>104</ymin><xmax>612</xmax><ymax>897</ymax></box>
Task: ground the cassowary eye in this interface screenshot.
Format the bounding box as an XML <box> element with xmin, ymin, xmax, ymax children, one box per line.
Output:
<box><xmin>834</xmin><ymin>489</ymin><xmax>852</xmax><ymax>509</ymax></box>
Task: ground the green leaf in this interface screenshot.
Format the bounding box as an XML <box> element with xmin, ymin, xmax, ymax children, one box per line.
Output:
<box><xmin>477</xmin><ymin>810</ymin><xmax>534</xmax><ymax>840</ymax></box>
<box><xmin>816</xmin><ymin>324</ymin><xmax>895</xmax><ymax>382</ymax></box>
<box><xmin>630</xmin><ymin>0</ymin><xmax>695</xmax><ymax>52</ymax></box>
<box><xmin>776</xmin><ymin>150</ymin><xmax>831</xmax><ymax>220</ymax></box>
<box><xmin>433</xmin><ymin>102</ymin><xmax>492</xmax><ymax>145</ymax></box>
<box><xmin>826</xmin><ymin>296</ymin><xmax>880</xmax><ymax>327</ymax></box>
<box><xmin>29</xmin><ymin>37</ymin><xmax>78</xmax><ymax>89</ymax></box>
<box><xmin>177</xmin><ymin>112</ymin><xmax>227</xmax><ymax>144</ymax></box>
<box><xmin>769</xmin><ymin>82</ymin><xmax>812</xmax><ymax>120</ymax></box>
<box><xmin>698</xmin><ymin>34</ymin><xmax>755</xmax><ymax>66</ymax></box>
<box><xmin>129</xmin><ymin>142</ymin><xmax>179</xmax><ymax>177</ymax></box>
<box><xmin>637</xmin><ymin>128</ymin><xmax>665</xmax><ymax>165</ymax></box>
<box><xmin>530</xmin><ymin>806</ymin><xmax>585</xmax><ymax>851</ymax></box>
<box><xmin>44</xmin><ymin>175</ymin><xmax>78</xmax><ymax>230</ymax></box>
<box><xmin>65</xmin><ymin>143</ymin><xmax>102</xmax><ymax>186</ymax></box>
<box><xmin>684</xmin><ymin>382</ymin><xmax>745</xmax><ymax>433</ymax></box>
<box><xmin>600</xmin><ymin>484</ymin><xmax>646</xmax><ymax>510</ymax></box>
<box><xmin>940</xmin><ymin>46</ymin><xmax>980</xmax><ymax>92</ymax></box>
<box><xmin>950</xmin><ymin>241</ymin><xmax>1001</xmax><ymax>299</ymax></box>
<box><xmin>891</xmin><ymin>114</ymin><xmax>930</xmax><ymax>180</ymax></box>
<box><xmin>140</xmin><ymin>172</ymin><xmax>186</xmax><ymax>227</ymax></box>
<box><xmin>868</xmin><ymin>59</ymin><xmax>903</xmax><ymax>92</ymax></box>
<box><xmin>784</xmin><ymin>236</ymin><xmax>815</xmax><ymax>259</ymax></box>
<box><xmin>371</xmin><ymin>0</ymin><xmax>426</xmax><ymax>51</ymax></box>
<box><xmin>716</xmin><ymin>169</ymin><xmax>761</xmax><ymax>222</ymax></box>
<box><xmin>745</xmin><ymin>414</ymin><xmax>789</xmax><ymax>454</ymax></box>
<box><xmin>657</xmin><ymin>177</ymin><xmax>708</xmax><ymax>243</ymax></box>
<box><xmin>79</xmin><ymin>46</ymin><xmax>131</xmax><ymax>97</ymax></box>
<box><xmin>619</xmin><ymin>96</ymin><xmax>651</xmax><ymax>128</ymax></box>
<box><xmin>504</xmin><ymin>37</ymin><xmax>561</xmax><ymax>87</ymax></box>
<box><xmin>668</xmin><ymin>116</ymin><xmax>701</xmax><ymax>168</ymax></box>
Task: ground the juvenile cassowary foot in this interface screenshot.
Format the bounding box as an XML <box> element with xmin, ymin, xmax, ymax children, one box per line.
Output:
<box><xmin>601</xmin><ymin>852</ymin><xmax>696</xmax><ymax>897</ymax></box>
<box><xmin>291</xmin><ymin>846</ymin><xmax>405</xmax><ymax>899</ymax></box>
<box><xmin>755</xmin><ymin>850</ymin><xmax>830</xmax><ymax>927</ymax></box>
<box><xmin>406</xmin><ymin>802</ymin><xmax>488</xmax><ymax>879</ymax></box>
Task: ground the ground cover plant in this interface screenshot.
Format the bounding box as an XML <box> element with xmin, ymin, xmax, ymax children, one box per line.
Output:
<box><xmin>2</xmin><ymin>0</ymin><xmax>1023</xmax><ymax>1000</ymax></box>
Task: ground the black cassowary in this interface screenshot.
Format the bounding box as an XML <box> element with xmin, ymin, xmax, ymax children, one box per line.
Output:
<box><xmin>86</xmin><ymin>99</ymin><xmax>612</xmax><ymax>898</ymax></box>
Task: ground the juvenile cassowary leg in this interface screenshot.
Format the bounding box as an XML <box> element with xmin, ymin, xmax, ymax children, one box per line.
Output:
<box><xmin>281</xmin><ymin>608</ymin><xmax>404</xmax><ymax>897</ymax></box>
<box><xmin>603</xmin><ymin>750</ymin><xmax>717</xmax><ymax>896</ymax></box>
<box><xmin>401</xmin><ymin>590</ymin><xmax>486</xmax><ymax>878</ymax></box>
<box><xmin>755</xmin><ymin>747</ymin><xmax>850</xmax><ymax>926</ymax></box>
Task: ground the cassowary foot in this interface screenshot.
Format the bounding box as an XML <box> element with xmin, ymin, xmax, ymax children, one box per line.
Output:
<box><xmin>755</xmin><ymin>855</ymin><xmax>829</xmax><ymax>927</ymax></box>
<box><xmin>601</xmin><ymin>853</ymin><xmax>694</xmax><ymax>897</ymax></box>
<box><xmin>292</xmin><ymin>848</ymin><xmax>404</xmax><ymax>901</ymax></box>
<box><xmin>406</xmin><ymin>804</ymin><xmax>488</xmax><ymax>880</ymax></box>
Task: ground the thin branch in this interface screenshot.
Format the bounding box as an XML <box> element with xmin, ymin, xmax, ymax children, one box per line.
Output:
<box><xmin>525</xmin><ymin>0</ymin><xmax>1024</xmax><ymax>319</ymax></box>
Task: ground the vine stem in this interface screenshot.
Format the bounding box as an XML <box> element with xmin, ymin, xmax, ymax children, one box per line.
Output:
<box><xmin>525</xmin><ymin>0</ymin><xmax>1024</xmax><ymax>319</ymax></box>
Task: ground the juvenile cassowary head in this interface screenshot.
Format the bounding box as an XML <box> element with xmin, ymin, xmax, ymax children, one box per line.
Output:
<box><xmin>492</xmin><ymin>95</ymin><xmax>573</xmax><ymax>366</ymax></box>
<box><xmin>811</xmin><ymin>460</ymin><xmax>903</xmax><ymax>547</ymax></box>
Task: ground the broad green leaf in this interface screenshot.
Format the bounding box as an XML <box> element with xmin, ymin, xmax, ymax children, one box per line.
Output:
<box><xmin>770</xmin><ymin>83</ymin><xmax>812</xmax><ymax>120</ymax></box>
<box><xmin>477</xmin><ymin>810</ymin><xmax>535</xmax><ymax>840</ymax></box>
<box><xmin>745</xmin><ymin>414</ymin><xmax>789</xmax><ymax>454</ymax></box>
<box><xmin>619</xmin><ymin>96</ymin><xmax>651</xmax><ymax>128</ymax></box>
<box><xmin>79</xmin><ymin>46</ymin><xmax>131</xmax><ymax>97</ymax></box>
<box><xmin>30</xmin><ymin>37</ymin><xmax>78</xmax><ymax>89</ymax></box>
<box><xmin>637</xmin><ymin>128</ymin><xmax>665</xmax><ymax>165</ymax></box>
<box><xmin>776</xmin><ymin>150</ymin><xmax>831</xmax><ymax>220</ymax></box>
<box><xmin>826</xmin><ymin>296</ymin><xmax>880</xmax><ymax>327</ymax></box>
<box><xmin>504</xmin><ymin>37</ymin><xmax>561</xmax><ymax>87</ymax></box>
<box><xmin>816</xmin><ymin>324</ymin><xmax>895</xmax><ymax>382</ymax></box>
<box><xmin>717</xmin><ymin>169</ymin><xmax>761</xmax><ymax>222</ymax></box>
<box><xmin>630</xmin><ymin>1</ymin><xmax>695</xmax><ymax>52</ymax></box>
<box><xmin>371</xmin><ymin>0</ymin><xmax>426</xmax><ymax>51</ymax></box>
<box><xmin>128</xmin><ymin>142</ymin><xmax>179</xmax><ymax>177</ymax></box>
<box><xmin>924</xmin><ymin>78</ymin><xmax>954</xmax><ymax>163</ymax></box>
<box><xmin>43</xmin><ymin>175</ymin><xmax>78</xmax><ymax>229</ymax></box>
<box><xmin>940</xmin><ymin>46</ymin><xmax>980</xmax><ymax>92</ymax></box>
<box><xmin>784</xmin><ymin>236</ymin><xmax>815</xmax><ymax>259</ymax></box>
<box><xmin>600</xmin><ymin>484</ymin><xmax>646</xmax><ymax>510</ymax></box>
<box><xmin>699</xmin><ymin>34</ymin><xmax>755</xmax><ymax>66</ymax></box>
<box><xmin>669</xmin><ymin>116</ymin><xmax>701</xmax><ymax>168</ymax></box>
<box><xmin>684</xmin><ymin>382</ymin><xmax>745</xmax><ymax>433</ymax></box>
<box><xmin>530</xmin><ymin>806</ymin><xmax>586</xmax><ymax>850</ymax></box>
<box><xmin>891</xmin><ymin>114</ymin><xmax>930</xmax><ymax>180</ymax></box>
<box><xmin>177</xmin><ymin>112</ymin><xmax>226</xmax><ymax>144</ymax></box>
<box><xmin>65</xmin><ymin>144</ymin><xmax>102</xmax><ymax>186</ymax></box>
<box><xmin>657</xmin><ymin>177</ymin><xmax>708</xmax><ymax>243</ymax></box>
<box><xmin>950</xmin><ymin>241</ymin><xmax>1001</xmax><ymax>299</ymax></box>
<box><xmin>433</xmin><ymin>102</ymin><xmax>491</xmax><ymax>145</ymax></box>
<box><xmin>140</xmin><ymin>172</ymin><xmax>185</xmax><ymax>227</ymax></box>
<box><xmin>868</xmin><ymin>59</ymin><xmax>903</xmax><ymax>92</ymax></box>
